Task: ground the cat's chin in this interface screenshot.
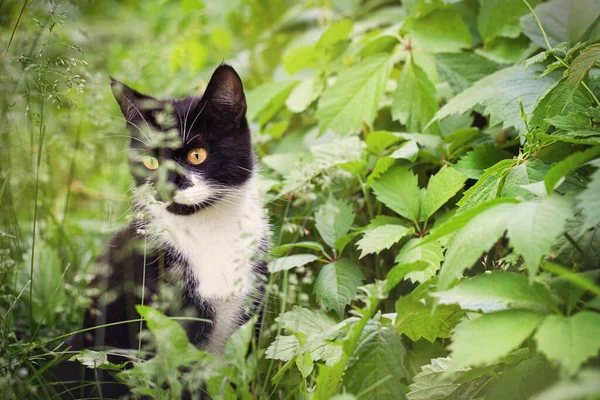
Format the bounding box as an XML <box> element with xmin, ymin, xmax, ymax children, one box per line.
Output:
<box><xmin>165</xmin><ymin>199</ymin><xmax>216</xmax><ymax>215</ymax></box>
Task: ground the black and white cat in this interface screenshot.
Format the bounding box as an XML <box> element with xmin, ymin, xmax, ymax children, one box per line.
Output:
<box><xmin>79</xmin><ymin>64</ymin><xmax>269</xmax><ymax>357</ymax></box>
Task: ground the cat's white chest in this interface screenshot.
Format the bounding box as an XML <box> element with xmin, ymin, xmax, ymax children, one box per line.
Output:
<box><xmin>149</xmin><ymin>187</ymin><xmax>267</xmax><ymax>299</ymax></box>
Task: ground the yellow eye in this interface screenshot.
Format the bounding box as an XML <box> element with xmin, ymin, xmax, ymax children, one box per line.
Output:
<box><xmin>142</xmin><ymin>156</ymin><xmax>159</xmax><ymax>170</ymax></box>
<box><xmin>187</xmin><ymin>148</ymin><xmax>208</xmax><ymax>165</ymax></box>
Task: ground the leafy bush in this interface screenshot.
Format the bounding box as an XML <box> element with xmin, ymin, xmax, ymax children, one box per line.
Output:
<box><xmin>1</xmin><ymin>0</ymin><xmax>600</xmax><ymax>398</ymax></box>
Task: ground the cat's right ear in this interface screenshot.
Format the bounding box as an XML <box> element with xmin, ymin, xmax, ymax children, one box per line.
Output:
<box><xmin>110</xmin><ymin>78</ymin><xmax>158</xmax><ymax>121</ymax></box>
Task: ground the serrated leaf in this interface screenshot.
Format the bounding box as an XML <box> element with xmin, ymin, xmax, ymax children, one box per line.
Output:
<box><xmin>396</xmin><ymin>280</ymin><xmax>464</xmax><ymax>342</ymax></box>
<box><xmin>529</xmin><ymin>79</ymin><xmax>593</xmax><ymax>133</ymax></box>
<box><xmin>545</xmin><ymin>147</ymin><xmax>600</xmax><ymax>194</ymax></box>
<box><xmin>565</xmin><ymin>43</ymin><xmax>600</xmax><ymax>99</ymax></box>
<box><xmin>531</xmin><ymin>369</ymin><xmax>600</xmax><ymax>400</ymax></box>
<box><xmin>434</xmin><ymin>52</ymin><xmax>501</xmax><ymax>95</ymax></box>
<box><xmin>277</xmin><ymin>307</ymin><xmax>337</xmax><ymax>336</ymax></box>
<box><xmin>268</xmin><ymin>254</ymin><xmax>319</xmax><ymax>273</ymax></box>
<box><xmin>69</xmin><ymin>350</ymin><xmax>118</xmax><ymax>370</ymax></box>
<box><xmin>507</xmin><ymin>196</ymin><xmax>572</xmax><ymax>278</ymax></box>
<box><xmin>357</xmin><ymin>224</ymin><xmax>413</xmax><ymax>258</ymax></box>
<box><xmin>315</xmin><ymin>195</ymin><xmax>355</xmax><ymax>249</ymax></box>
<box><xmin>390</xmin><ymin>140</ymin><xmax>420</xmax><ymax>162</ymax></box>
<box><xmin>478</xmin><ymin>0</ymin><xmax>539</xmax><ymax>42</ymax></box>
<box><xmin>457</xmin><ymin>159</ymin><xmax>515</xmax><ymax>211</ymax></box>
<box><xmin>486</xmin><ymin>356</ymin><xmax>558</xmax><ymax>400</ymax></box>
<box><xmin>521</xmin><ymin>0</ymin><xmax>600</xmax><ymax>48</ymax></box>
<box><xmin>424</xmin><ymin>198</ymin><xmax>520</xmax><ymax>244</ymax></box>
<box><xmin>534</xmin><ymin>312</ymin><xmax>600</xmax><ymax>375</ymax></box>
<box><xmin>314</xmin><ymin>259</ymin><xmax>365</xmax><ymax>317</ymax></box>
<box><xmin>395</xmin><ymin>238</ymin><xmax>444</xmax><ymax>284</ymax></box>
<box><xmin>344</xmin><ymin>319</ymin><xmax>409</xmax><ymax>400</ymax></box>
<box><xmin>578</xmin><ymin>159</ymin><xmax>600</xmax><ymax>230</ymax></box>
<box><xmin>438</xmin><ymin>203</ymin><xmax>514</xmax><ymax>291</ymax></box>
<box><xmin>404</xmin><ymin>7</ymin><xmax>471</xmax><ymax>53</ymax></box>
<box><xmin>454</xmin><ymin>145</ymin><xmax>513</xmax><ymax>179</ymax></box>
<box><xmin>317</xmin><ymin>56</ymin><xmax>392</xmax><ymax>135</ymax></box>
<box><xmin>392</xmin><ymin>59</ymin><xmax>439</xmax><ymax>133</ymax></box>
<box><xmin>449</xmin><ymin>310</ymin><xmax>545</xmax><ymax>369</ymax></box>
<box><xmin>435</xmin><ymin>65</ymin><xmax>556</xmax><ymax>133</ymax></box>
<box><xmin>407</xmin><ymin>357</ymin><xmax>493</xmax><ymax>400</ymax></box>
<box><xmin>246</xmin><ymin>80</ymin><xmax>299</xmax><ymax>122</ymax></box>
<box><xmin>265</xmin><ymin>335</ymin><xmax>300</xmax><ymax>361</ymax></box>
<box><xmin>365</xmin><ymin>130</ymin><xmax>403</xmax><ymax>155</ymax></box>
<box><xmin>501</xmin><ymin>158</ymin><xmax>549</xmax><ymax>200</ymax></box>
<box><xmin>371</xmin><ymin>166</ymin><xmax>420</xmax><ymax>221</ymax></box>
<box><xmin>432</xmin><ymin>272</ymin><xmax>555</xmax><ymax>313</ymax></box>
<box><xmin>419</xmin><ymin>166</ymin><xmax>467</xmax><ymax>221</ymax></box>
<box><xmin>286</xmin><ymin>76</ymin><xmax>324</xmax><ymax>113</ymax></box>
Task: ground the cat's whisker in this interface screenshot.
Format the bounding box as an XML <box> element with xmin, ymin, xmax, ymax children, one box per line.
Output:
<box><xmin>184</xmin><ymin>100</ymin><xmax>207</xmax><ymax>143</ymax></box>
<box><xmin>122</xmin><ymin>96</ymin><xmax>153</xmax><ymax>144</ymax></box>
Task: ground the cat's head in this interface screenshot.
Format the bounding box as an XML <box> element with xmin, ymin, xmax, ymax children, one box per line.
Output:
<box><xmin>111</xmin><ymin>64</ymin><xmax>253</xmax><ymax>216</ymax></box>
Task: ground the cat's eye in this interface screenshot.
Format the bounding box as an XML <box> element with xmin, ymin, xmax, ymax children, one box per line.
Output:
<box><xmin>187</xmin><ymin>148</ymin><xmax>208</xmax><ymax>165</ymax></box>
<box><xmin>142</xmin><ymin>156</ymin><xmax>159</xmax><ymax>171</ymax></box>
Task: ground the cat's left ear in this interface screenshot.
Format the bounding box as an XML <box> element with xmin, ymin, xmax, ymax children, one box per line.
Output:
<box><xmin>200</xmin><ymin>64</ymin><xmax>247</xmax><ymax>124</ymax></box>
<box><xmin>110</xmin><ymin>78</ymin><xmax>160</xmax><ymax>121</ymax></box>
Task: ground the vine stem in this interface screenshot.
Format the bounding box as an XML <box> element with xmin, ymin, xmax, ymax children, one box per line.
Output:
<box><xmin>29</xmin><ymin>26</ymin><xmax>52</xmax><ymax>338</ymax></box>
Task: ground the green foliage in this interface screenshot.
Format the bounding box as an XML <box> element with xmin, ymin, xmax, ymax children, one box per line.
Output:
<box><xmin>2</xmin><ymin>0</ymin><xmax>600</xmax><ymax>398</ymax></box>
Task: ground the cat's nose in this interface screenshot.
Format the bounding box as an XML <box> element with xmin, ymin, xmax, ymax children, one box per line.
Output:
<box><xmin>168</xmin><ymin>172</ymin><xmax>192</xmax><ymax>190</ymax></box>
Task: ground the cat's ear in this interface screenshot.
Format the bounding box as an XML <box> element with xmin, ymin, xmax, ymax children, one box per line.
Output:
<box><xmin>200</xmin><ymin>64</ymin><xmax>247</xmax><ymax>123</ymax></box>
<box><xmin>110</xmin><ymin>78</ymin><xmax>160</xmax><ymax>121</ymax></box>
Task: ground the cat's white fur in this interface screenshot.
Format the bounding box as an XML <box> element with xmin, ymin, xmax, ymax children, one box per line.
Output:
<box><xmin>137</xmin><ymin>174</ymin><xmax>268</xmax><ymax>355</ymax></box>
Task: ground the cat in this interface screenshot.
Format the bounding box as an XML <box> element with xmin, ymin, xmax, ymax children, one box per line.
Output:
<box><xmin>57</xmin><ymin>64</ymin><xmax>269</xmax><ymax>397</ymax></box>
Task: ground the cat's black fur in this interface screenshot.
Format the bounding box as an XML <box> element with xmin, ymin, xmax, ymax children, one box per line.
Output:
<box><xmin>53</xmin><ymin>64</ymin><xmax>268</xmax><ymax>399</ymax></box>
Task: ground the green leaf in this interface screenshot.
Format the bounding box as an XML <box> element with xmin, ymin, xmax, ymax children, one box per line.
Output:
<box><xmin>223</xmin><ymin>316</ymin><xmax>256</xmax><ymax>365</ymax></box>
<box><xmin>396</xmin><ymin>280</ymin><xmax>464</xmax><ymax>342</ymax></box>
<box><xmin>371</xmin><ymin>166</ymin><xmax>420</xmax><ymax>221</ymax></box>
<box><xmin>419</xmin><ymin>166</ymin><xmax>467</xmax><ymax>221</ymax></box>
<box><xmin>486</xmin><ymin>356</ymin><xmax>558</xmax><ymax>400</ymax></box>
<box><xmin>314</xmin><ymin>259</ymin><xmax>365</xmax><ymax>317</ymax></box>
<box><xmin>438</xmin><ymin>203</ymin><xmax>514</xmax><ymax>291</ymax></box>
<box><xmin>521</xmin><ymin>0</ymin><xmax>600</xmax><ymax>48</ymax></box>
<box><xmin>394</xmin><ymin>238</ymin><xmax>444</xmax><ymax>284</ymax></box>
<box><xmin>344</xmin><ymin>318</ymin><xmax>409</xmax><ymax>400</ymax></box>
<box><xmin>529</xmin><ymin>79</ymin><xmax>593</xmax><ymax>133</ymax></box>
<box><xmin>534</xmin><ymin>312</ymin><xmax>600</xmax><ymax>375</ymax></box>
<box><xmin>357</xmin><ymin>224</ymin><xmax>413</xmax><ymax>258</ymax></box>
<box><xmin>500</xmin><ymin>158</ymin><xmax>549</xmax><ymax>200</ymax></box>
<box><xmin>545</xmin><ymin>147</ymin><xmax>600</xmax><ymax>194</ymax></box>
<box><xmin>449</xmin><ymin>310</ymin><xmax>545</xmax><ymax>369</ymax></box>
<box><xmin>566</xmin><ymin>44</ymin><xmax>600</xmax><ymax>98</ymax></box>
<box><xmin>365</xmin><ymin>130</ymin><xmax>403</xmax><ymax>155</ymax></box>
<box><xmin>531</xmin><ymin>369</ymin><xmax>600</xmax><ymax>400</ymax></box>
<box><xmin>432</xmin><ymin>272</ymin><xmax>555</xmax><ymax>313</ymax></box>
<box><xmin>390</xmin><ymin>140</ymin><xmax>420</xmax><ymax>162</ymax></box>
<box><xmin>478</xmin><ymin>0</ymin><xmax>539</xmax><ymax>42</ymax></box>
<box><xmin>457</xmin><ymin>160</ymin><xmax>514</xmax><ymax>211</ymax></box>
<box><xmin>286</xmin><ymin>76</ymin><xmax>324</xmax><ymax>113</ymax></box>
<box><xmin>404</xmin><ymin>7</ymin><xmax>471</xmax><ymax>53</ymax></box>
<box><xmin>316</xmin><ymin>56</ymin><xmax>392</xmax><ymax>135</ymax></box>
<box><xmin>315</xmin><ymin>195</ymin><xmax>355</xmax><ymax>249</ymax></box>
<box><xmin>277</xmin><ymin>307</ymin><xmax>337</xmax><ymax>336</ymax></box>
<box><xmin>392</xmin><ymin>59</ymin><xmax>439</xmax><ymax>133</ymax></box>
<box><xmin>453</xmin><ymin>145</ymin><xmax>513</xmax><ymax>180</ymax></box>
<box><xmin>246</xmin><ymin>80</ymin><xmax>299</xmax><ymax>122</ymax></box>
<box><xmin>578</xmin><ymin>159</ymin><xmax>600</xmax><ymax>230</ymax></box>
<box><xmin>271</xmin><ymin>241</ymin><xmax>325</xmax><ymax>257</ymax></box>
<box><xmin>435</xmin><ymin>65</ymin><xmax>556</xmax><ymax>133</ymax></box>
<box><xmin>69</xmin><ymin>350</ymin><xmax>119</xmax><ymax>370</ymax></box>
<box><xmin>424</xmin><ymin>198</ymin><xmax>520</xmax><ymax>244</ymax></box>
<box><xmin>507</xmin><ymin>196</ymin><xmax>572</xmax><ymax>278</ymax></box>
<box><xmin>408</xmin><ymin>357</ymin><xmax>495</xmax><ymax>400</ymax></box>
<box><xmin>268</xmin><ymin>254</ymin><xmax>319</xmax><ymax>273</ymax></box>
<box><xmin>265</xmin><ymin>335</ymin><xmax>299</xmax><ymax>362</ymax></box>
<box><xmin>434</xmin><ymin>52</ymin><xmax>501</xmax><ymax>95</ymax></box>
